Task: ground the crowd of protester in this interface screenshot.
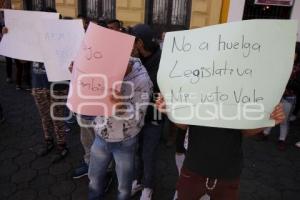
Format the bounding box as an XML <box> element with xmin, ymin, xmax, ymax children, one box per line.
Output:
<box><xmin>0</xmin><ymin>7</ymin><xmax>299</xmax><ymax>200</ymax></box>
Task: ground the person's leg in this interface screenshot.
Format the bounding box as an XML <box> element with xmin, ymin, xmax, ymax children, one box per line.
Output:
<box><xmin>5</xmin><ymin>57</ymin><xmax>12</xmax><ymax>82</ymax></box>
<box><xmin>173</xmin><ymin>128</ymin><xmax>186</xmax><ymax>200</ymax></box>
<box><xmin>292</xmin><ymin>92</ymin><xmax>300</xmax><ymax>117</ymax></box>
<box><xmin>175</xmin><ymin>128</ymin><xmax>186</xmax><ymax>173</ymax></box>
<box><xmin>88</xmin><ymin>136</ymin><xmax>112</xmax><ymax>200</ymax></box>
<box><xmin>211</xmin><ymin>178</ymin><xmax>240</xmax><ymax>200</ymax></box>
<box><xmin>0</xmin><ymin>103</ymin><xmax>5</xmax><ymax>123</ymax></box>
<box><xmin>23</xmin><ymin>61</ymin><xmax>31</xmax><ymax>88</ymax></box>
<box><xmin>15</xmin><ymin>60</ymin><xmax>23</xmax><ymax>89</ymax></box>
<box><xmin>140</xmin><ymin>122</ymin><xmax>163</xmax><ymax>198</ymax></box>
<box><xmin>32</xmin><ymin>88</ymin><xmax>53</xmax><ymax>141</ymax></box>
<box><xmin>279</xmin><ymin>98</ymin><xmax>295</xmax><ymax>141</ymax></box>
<box><xmin>50</xmin><ymin>89</ymin><xmax>68</xmax><ymax>163</ymax></box>
<box><xmin>77</xmin><ymin>116</ymin><xmax>95</xmax><ymax>164</ymax></box>
<box><xmin>165</xmin><ymin>120</ymin><xmax>177</xmax><ymax>147</ymax></box>
<box><xmin>177</xmin><ymin>168</ymin><xmax>206</xmax><ymax>200</ymax></box>
<box><xmin>131</xmin><ymin>134</ymin><xmax>143</xmax><ymax>196</ymax></box>
<box><xmin>32</xmin><ymin>88</ymin><xmax>54</xmax><ymax>155</ymax></box>
<box><xmin>73</xmin><ymin>116</ymin><xmax>95</xmax><ymax>179</ymax></box>
<box><xmin>113</xmin><ymin>136</ymin><xmax>137</xmax><ymax>200</ymax></box>
<box><xmin>177</xmin><ymin>168</ymin><xmax>240</xmax><ymax>200</ymax></box>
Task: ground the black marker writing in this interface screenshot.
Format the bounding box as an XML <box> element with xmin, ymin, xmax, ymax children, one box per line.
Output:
<box><xmin>80</xmin><ymin>78</ymin><xmax>105</xmax><ymax>92</ymax></box>
<box><xmin>171</xmin><ymin>36</ymin><xmax>192</xmax><ymax>53</ymax></box>
<box><xmin>233</xmin><ymin>88</ymin><xmax>264</xmax><ymax>103</ymax></box>
<box><xmin>218</xmin><ymin>34</ymin><xmax>261</xmax><ymax>58</ymax></box>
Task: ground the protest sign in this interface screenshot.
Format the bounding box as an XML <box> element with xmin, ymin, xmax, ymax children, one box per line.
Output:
<box><xmin>157</xmin><ymin>20</ymin><xmax>298</xmax><ymax>129</ymax></box>
<box><xmin>38</xmin><ymin>19</ymin><xmax>85</xmax><ymax>81</ymax></box>
<box><xmin>67</xmin><ymin>22</ymin><xmax>135</xmax><ymax>116</ymax></box>
<box><xmin>0</xmin><ymin>9</ymin><xmax>59</xmax><ymax>62</ymax></box>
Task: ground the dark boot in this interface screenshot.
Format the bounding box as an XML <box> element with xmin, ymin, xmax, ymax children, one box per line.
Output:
<box><xmin>51</xmin><ymin>144</ymin><xmax>69</xmax><ymax>163</ymax></box>
<box><xmin>36</xmin><ymin>139</ymin><xmax>54</xmax><ymax>156</ymax></box>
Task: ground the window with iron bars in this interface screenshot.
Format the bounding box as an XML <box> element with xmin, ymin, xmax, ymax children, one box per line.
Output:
<box><xmin>145</xmin><ymin>0</ymin><xmax>191</xmax><ymax>33</ymax></box>
<box><xmin>0</xmin><ymin>0</ymin><xmax>11</xmax><ymax>8</ymax></box>
<box><xmin>243</xmin><ymin>0</ymin><xmax>293</xmax><ymax>20</ymax></box>
<box><xmin>24</xmin><ymin>0</ymin><xmax>56</xmax><ymax>11</ymax></box>
<box><xmin>78</xmin><ymin>0</ymin><xmax>115</xmax><ymax>21</ymax></box>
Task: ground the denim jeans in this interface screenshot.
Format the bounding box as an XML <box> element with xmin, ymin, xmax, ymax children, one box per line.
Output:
<box><xmin>264</xmin><ymin>97</ymin><xmax>296</xmax><ymax>141</ymax></box>
<box><xmin>88</xmin><ymin>135</ymin><xmax>137</xmax><ymax>200</ymax></box>
<box><xmin>76</xmin><ymin>115</ymin><xmax>95</xmax><ymax>165</ymax></box>
<box><xmin>135</xmin><ymin>122</ymin><xmax>164</xmax><ymax>188</ymax></box>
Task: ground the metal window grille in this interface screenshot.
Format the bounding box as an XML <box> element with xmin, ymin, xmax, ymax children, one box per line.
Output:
<box><xmin>152</xmin><ymin>0</ymin><xmax>169</xmax><ymax>24</ymax></box>
<box><xmin>0</xmin><ymin>0</ymin><xmax>11</xmax><ymax>8</ymax></box>
<box><xmin>146</xmin><ymin>0</ymin><xmax>191</xmax><ymax>32</ymax></box>
<box><xmin>243</xmin><ymin>0</ymin><xmax>293</xmax><ymax>20</ymax></box>
<box><xmin>102</xmin><ymin>0</ymin><xmax>115</xmax><ymax>19</ymax></box>
<box><xmin>79</xmin><ymin>0</ymin><xmax>115</xmax><ymax>21</ymax></box>
<box><xmin>171</xmin><ymin>0</ymin><xmax>189</xmax><ymax>25</ymax></box>
<box><xmin>24</xmin><ymin>0</ymin><xmax>56</xmax><ymax>11</ymax></box>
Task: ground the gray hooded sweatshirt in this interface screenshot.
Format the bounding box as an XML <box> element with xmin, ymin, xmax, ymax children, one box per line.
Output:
<box><xmin>94</xmin><ymin>58</ymin><xmax>153</xmax><ymax>142</ymax></box>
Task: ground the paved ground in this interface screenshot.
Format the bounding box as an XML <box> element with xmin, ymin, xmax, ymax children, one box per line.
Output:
<box><xmin>0</xmin><ymin>62</ymin><xmax>300</xmax><ymax>200</ymax></box>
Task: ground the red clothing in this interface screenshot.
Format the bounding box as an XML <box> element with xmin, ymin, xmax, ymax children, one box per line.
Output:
<box><xmin>177</xmin><ymin>168</ymin><xmax>240</xmax><ymax>200</ymax></box>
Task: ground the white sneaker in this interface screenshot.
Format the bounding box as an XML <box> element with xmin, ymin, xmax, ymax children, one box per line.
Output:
<box><xmin>295</xmin><ymin>141</ymin><xmax>300</xmax><ymax>148</ymax></box>
<box><xmin>173</xmin><ymin>191</ymin><xmax>178</xmax><ymax>200</ymax></box>
<box><xmin>131</xmin><ymin>180</ymin><xmax>143</xmax><ymax>196</ymax></box>
<box><xmin>140</xmin><ymin>188</ymin><xmax>153</xmax><ymax>200</ymax></box>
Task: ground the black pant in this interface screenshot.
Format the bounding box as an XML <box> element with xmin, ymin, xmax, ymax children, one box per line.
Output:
<box><xmin>0</xmin><ymin>103</ymin><xmax>3</xmax><ymax>120</ymax></box>
<box><xmin>176</xmin><ymin>128</ymin><xmax>187</xmax><ymax>154</ymax></box>
<box><xmin>5</xmin><ymin>57</ymin><xmax>12</xmax><ymax>79</ymax></box>
<box><xmin>15</xmin><ymin>60</ymin><xmax>31</xmax><ymax>87</ymax></box>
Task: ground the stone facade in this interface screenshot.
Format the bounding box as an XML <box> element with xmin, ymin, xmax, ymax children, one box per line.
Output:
<box><xmin>10</xmin><ymin>0</ymin><xmax>229</xmax><ymax>27</ymax></box>
<box><xmin>55</xmin><ymin>0</ymin><xmax>78</xmax><ymax>18</ymax></box>
<box><xmin>116</xmin><ymin>0</ymin><xmax>145</xmax><ymax>26</ymax></box>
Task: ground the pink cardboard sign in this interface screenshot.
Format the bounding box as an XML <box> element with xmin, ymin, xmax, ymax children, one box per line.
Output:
<box><xmin>67</xmin><ymin>22</ymin><xmax>135</xmax><ymax>116</ymax></box>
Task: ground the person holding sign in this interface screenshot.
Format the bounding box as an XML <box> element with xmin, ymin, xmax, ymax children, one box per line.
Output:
<box><xmin>129</xmin><ymin>24</ymin><xmax>165</xmax><ymax>199</ymax></box>
<box><xmin>88</xmin><ymin>58</ymin><xmax>153</xmax><ymax>200</ymax></box>
<box><xmin>72</xmin><ymin>19</ymin><xmax>124</xmax><ymax>180</ymax></box>
<box><xmin>0</xmin><ymin>12</ymin><xmax>13</xmax><ymax>84</ymax></box>
<box><xmin>156</xmin><ymin>96</ymin><xmax>284</xmax><ymax>200</ymax></box>
<box><xmin>154</xmin><ymin>19</ymin><xmax>297</xmax><ymax>200</ymax></box>
<box><xmin>31</xmin><ymin>61</ymin><xmax>69</xmax><ymax>162</ymax></box>
<box><xmin>2</xmin><ymin>8</ymin><xmax>69</xmax><ymax>163</ymax></box>
<box><xmin>2</xmin><ymin>26</ymin><xmax>31</xmax><ymax>90</ymax></box>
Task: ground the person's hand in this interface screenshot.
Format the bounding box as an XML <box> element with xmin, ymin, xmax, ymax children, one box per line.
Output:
<box><xmin>155</xmin><ymin>93</ymin><xmax>167</xmax><ymax>114</ymax></box>
<box><xmin>270</xmin><ymin>103</ymin><xmax>285</xmax><ymax>125</ymax></box>
<box><xmin>242</xmin><ymin>103</ymin><xmax>285</xmax><ymax>137</ymax></box>
<box><xmin>69</xmin><ymin>61</ymin><xmax>74</xmax><ymax>73</ymax></box>
<box><xmin>2</xmin><ymin>27</ymin><xmax>8</xmax><ymax>34</ymax></box>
